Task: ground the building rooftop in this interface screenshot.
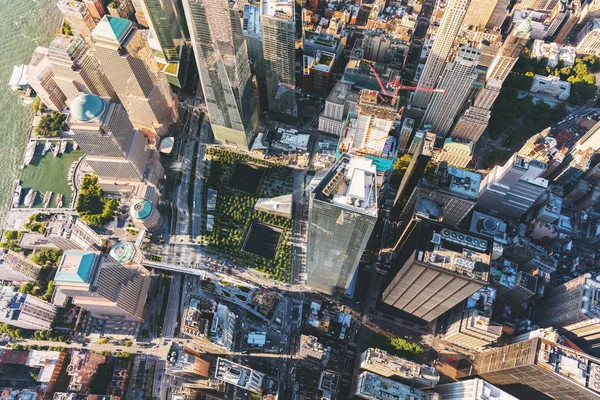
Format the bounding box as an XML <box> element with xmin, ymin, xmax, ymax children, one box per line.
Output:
<box><xmin>415</xmin><ymin>221</ymin><xmax>491</xmax><ymax>282</ymax></box>
<box><xmin>355</xmin><ymin>372</ymin><xmax>439</xmax><ymax>400</ymax></box>
<box><xmin>312</xmin><ymin>154</ymin><xmax>378</xmax><ymax>217</ymax></box>
<box><xmin>70</xmin><ymin>93</ymin><xmax>105</xmax><ymax>122</ymax></box>
<box><xmin>130</xmin><ymin>199</ymin><xmax>154</xmax><ymax>220</ymax></box>
<box><xmin>92</xmin><ymin>16</ymin><xmax>133</xmax><ymax>43</ymax></box>
<box><xmin>242</xmin><ymin>4</ymin><xmax>261</xmax><ymax>39</ymax></box>
<box><xmin>262</xmin><ymin>0</ymin><xmax>294</xmax><ymax>21</ymax></box>
<box><xmin>326</xmin><ymin>81</ymin><xmax>357</xmax><ymax>106</ymax></box>
<box><xmin>304</xmin><ymin>51</ymin><xmax>335</xmax><ymax>73</ymax></box>
<box><xmin>214</xmin><ymin>357</ymin><xmax>264</xmax><ymax>393</ymax></box>
<box><xmin>109</xmin><ymin>242</ymin><xmax>136</xmax><ymax>264</ymax></box>
<box><xmin>304</xmin><ymin>30</ymin><xmax>341</xmax><ymax>51</ymax></box>
<box><xmin>360</xmin><ymin>348</ymin><xmax>440</xmax><ymax>387</ymax></box>
<box><xmin>442</xmin><ymin>137</ymin><xmax>474</xmax><ymax>153</ymax></box>
<box><xmin>55</xmin><ymin>250</ymin><xmax>99</xmax><ymax>284</ymax></box>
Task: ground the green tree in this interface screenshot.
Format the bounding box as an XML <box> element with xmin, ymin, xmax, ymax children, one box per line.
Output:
<box><xmin>34</xmin><ymin>111</ymin><xmax>67</xmax><ymax>137</ymax></box>
<box><xmin>31</xmin><ymin>249</ymin><xmax>63</xmax><ymax>266</ymax></box>
<box><xmin>124</xmin><ymin>340</ymin><xmax>133</xmax><ymax>347</ymax></box>
<box><xmin>97</xmin><ymin>338</ymin><xmax>110</xmax><ymax>344</ymax></box>
<box><xmin>76</xmin><ymin>175</ymin><xmax>118</xmax><ymax>226</ymax></box>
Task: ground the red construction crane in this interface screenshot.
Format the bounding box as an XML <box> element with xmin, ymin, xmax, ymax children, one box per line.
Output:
<box><xmin>367</xmin><ymin>64</ymin><xmax>447</xmax><ymax>99</ymax></box>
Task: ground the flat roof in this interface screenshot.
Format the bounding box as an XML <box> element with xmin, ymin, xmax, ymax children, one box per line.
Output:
<box><xmin>262</xmin><ymin>0</ymin><xmax>294</xmax><ymax>21</ymax></box>
<box><xmin>55</xmin><ymin>250</ymin><xmax>99</xmax><ymax>284</ymax></box>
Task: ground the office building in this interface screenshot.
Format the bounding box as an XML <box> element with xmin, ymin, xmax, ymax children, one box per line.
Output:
<box><xmin>359</xmin><ymin>348</ymin><xmax>440</xmax><ymax>387</ymax></box>
<box><xmin>434</xmin><ymin>138</ymin><xmax>474</xmax><ymax>168</ymax></box>
<box><xmin>531</xmin><ymin>39</ymin><xmax>576</xmax><ymax>67</ymax></box>
<box><xmin>182</xmin><ymin>0</ymin><xmax>259</xmax><ymax>150</ymax></box>
<box><xmin>0</xmin><ymin>250</ymin><xmax>43</xmax><ymax>282</ymax></box>
<box><xmin>0</xmin><ymin>289</ymin><xmax>56</xmax><ymax>330</ymax></box>
<box><xmin>382</xmin><ymin>220</ymin><xmax>491</xmax><ymax>322</ymax></box>
<box><xmin>477</xmin><ymin>154</ymin><xmax>548</xmax><ymax>219</ymax></box>
<box><xmin>306</xmin><ymin>154</ymin><xmax>378</xmax><ymax>296</ymax></box>
<box><xmin>443</xmin><ymin>308</ymin><xmax>502</xmax><ymax>352</ymax></box>
<box><xmin>66</xmin><ymin>350</ymin><xmax>107</xmax><ymax>392</ymax></box>
<box><xmin>486</xmin><ymin>0</ymin><xmax>511</xmax><ymax>28</ymax></box>
<box><xmin>537</xmin><ymin>274</ymin><xmax>600</xmax><ymax>350</ymax></box>
<box><xmin>451</xmin><ymin>23</ymin><xmax>529</xmax><ymax>142</ymax></box>
<box><xmin>69</xmin><ymin>93</ymin><xmax>150</xmax><ymax>183</ymax></box>
<box><xmin>464</xmin><ymin>335</ymin><xmax>600</xmax><ymax>399</ymax></box>
<box><xmin>54</xmin><ymin>250</ymin><xmax>150</xmax><ymax>321</ymax></box>
<box><xmin>490</xmin><ymin>260</ymin><xmax>538</xmax><ymax>304</ymax></box>
<box><xmin>343</xmin><ymin>59</ymin><xmax>399</xmax><ymax>92</ymax></box>
<box><xmin>352</xmin><ymin>372</ymin><xmax>439</xmax><ymax>400</ymax></box>
<box><xmin>318</xmin><ymin>81</ymin><xmax>358</xmax><ymax>136</ymax></box>
<box><xmin>519</xmin><ymin>0</ymin><xmax>560</xmax><ymax>11</ymax></box>
<box><xmin>242</xmin><ymin>4</ymin><xmax>264</xmax><ymax>80</ymax></box>
<box><xmin>57</xmin><ymin>0</ymin><xmax>97</xmax><ymax>44</ymax></box>
<box><xmin>303</xmin><ymin>30</ymin><xmax>344</xmax><ymax>60</ymax></box>
<box><xmin>399</xmin><ymin>118</ymin><xmax>416</xmax><ymax>152</ymax></box>
<box><xmin>47</xmin><ymin>35</ymin><xmax>117</xmax><ymax>104</ymax></box>
<box><xmin>19</xmin><ymin>214</ymin><xmax>104</xmax><ymax>251</ymax></box>
<box><xmin>262</xmin><ymin>0</ymin><xmax>296</xmax><ymax>116</ymax></box>
<box><xmin>109</xmin><ymin>241</ymin><xmax>146</xmax><ymax>267</ymax></box>
<box><xmin>214</xmin><ymin>358</ymin><xmax>264</xmax><ymax>394</ymax></box>
<box><xmin>107</xmin><ymin>0</ymin><xmax>135</xmax><ymax>19</ymax></box>
<box><xmin>577</xmin><ymin>18</ymin><xmax>600</xmax><ymax>56</ymax></box>
<box><xmin>411</xmin><ymin>0</ymin><xmax>472</xmax><ymax>109</ymax></box>
<box><xmin>435</xmin><ymin>378</ymin><xmax>518</xmax><ymax>400</ymax></box>
<box><xmin>129</xmin><ymin>198</ymin><xmax>163</xmax><ymax>231</ymax></box>
<box><xmin>83</xmin><ymin>0</ymin><xmax>105</xmax><ymax>20</ymax></box>
<box><xmin>303</xmin><ymin>51</ymin><xmax>336</xmax><ymax>98</ymax></box>
<box><xmin>133</xmin><ymin>0</ymin><xmax>183</xmax><ymax>87</ymax></box>
<box><xmin>399</xmin><ymin>164</ymin><xmax>481</xmax><ymax>226</ymax></box>
<box><xmin>423</xmin><ymin>46</ymin><xmax>479</xmax><ymax>137</ymax></box>
<box><xmin>26</xmin><ymin>47</ymin><xmax>67</xmax><ymax>111</ymax></box>
<box><xmin>92</xmin><ymin>16</ymin><xmax>177</xmax><ymax>136</ymax></box>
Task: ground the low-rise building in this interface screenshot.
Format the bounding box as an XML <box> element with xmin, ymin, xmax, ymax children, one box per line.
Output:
<box><xmin>435</xmin><ymin>378</ymin><xmax>518</xmax><ymax>399</ymax></box>
<box><xmin>531</xmin><ymin>39</ymin><xmax>575</xmax><ymax>68</ymax></box>
<box><xmin>0</xmin><ymin>250</ymin><xmax>42</xmax><ymax>282</ymax></box>
<box><xmin>0</xmin><ymin>289</ymin><xmax>56</xmax><ymax>330</ymax></box>
<box><xmin>66</xmin><ymin>351</ymin><xmax>107</xmax><ymax>392</ymax></box>
<box><xmin>530</xmin><ymin>74</ymin><xmax>571</xmax><ymax>100</ymax></box>
<box><xmin>318</xmin><ymin>81</ymin><xmax>358</xmax><ymax>135</ymax></box>
<box><xmin>303</xmin><ymin>51</ymin><xmax>336</xmax><ymax>97</ymax></box>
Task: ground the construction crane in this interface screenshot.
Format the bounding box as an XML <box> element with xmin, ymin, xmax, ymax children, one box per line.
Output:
<box><xmin>366</xmin><ymin>64</ymin><xmax>446</xmax><ymax>118</ymax></box>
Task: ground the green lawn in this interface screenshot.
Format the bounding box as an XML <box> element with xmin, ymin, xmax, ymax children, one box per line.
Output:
<box><xmin>19</xmin><ymin>141</ymin><xmax>83</xmax><ymax>208</ymax></box>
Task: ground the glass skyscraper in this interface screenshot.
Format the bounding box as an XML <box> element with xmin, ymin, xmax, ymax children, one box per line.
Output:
<box><xmin>182</xmin><ymin>0</ymin><xmax>259</xmax><ymax>150</ymax></box>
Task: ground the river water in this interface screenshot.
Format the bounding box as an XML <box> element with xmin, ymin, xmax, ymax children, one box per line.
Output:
<box><xmin>0</xmin><ymin>0</ymin><xmax>59</xmax><ymax>224</ymax></box>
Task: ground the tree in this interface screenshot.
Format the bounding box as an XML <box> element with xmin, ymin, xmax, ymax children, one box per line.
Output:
<box><xmin>390</xmin><ymin>154</ymin><xmax>412</xmax><ymax>185</ymax></box>
<box><xmin>31</xmin><ymin>97</ymin><xmax>46</xmax><ymax>114</ymax></box>
<box><xmin>34</xmin><ymin>111</ymin><xmax>67</xmax><ymax>137</ymax></box>
<box><xmin>76</xmin><ymin>175</ymin><xmax>118</xmax><ymax>226</ymax></box>
<box><xmin>97</xmin><ymin>338</ymin><xmax>110</xmax><ymax>345</ymax></box>
<box><xmin>366</xmin><ymin>333</ymin><xmax>423</xmax><ymax>361</ymax></box>
<box><xmin>31</xmin><ymin>249</ymin><xmax>63</xmax><ymax>266</ymax></box>
<box><xmin>124</xmin><ymin>340</ymin><xmax>133</xmax><ymax>347</ymax></box>
<box><xmin>62</xmin><ymin>20</ymin><xmax>72</xmax><ymax>36</ymax></box>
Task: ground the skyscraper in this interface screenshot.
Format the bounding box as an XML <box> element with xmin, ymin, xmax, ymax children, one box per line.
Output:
<box><xmin>133</xmin><ymin>0</ymin><xmax>181</xmax><ymax>62</ymax></box>
<box><xmin>69</xmin><ymin>93</ymin><xmax>150</xmax><ymax>183</ymax></box>
<box><xmin>182</xmin><ymin>0</ymin><xmax>259</xmax><ymax>150</ymax></box>
<box><xmin>537</xmin><ymin>274</ymin><xmax>600</xmax><ymax>351</ymax></box>
<box><xmin>381</xmin><ymin>220</ymin><xmax>491</xmax><ymax>322</ymax></box>
<box><xmin>26</xmin><ymin>47</ymin><xmax>67</xmax><ymax>111</ymax></box>
<box><xmin>450</xmin><ymin>23</ymin><xmax>530</xmax><ymax>142</ymax></box>
<box><xmin>443</xmin><ymin>308</ymin><xmax>502</xmax><ymax>352</ymax></box>
<box><xmin>435</xmin><ymin>379</ymin><xmax>518</xmax><ymax>400</ymax></box>
<box><xmin>57</xmin><ymin>0</ymin><xmax>97</xmax><ymax>44</ymax></box>
<box><xmin>47</xmin><ymin>35</ymin><xmax>117</xmax><ymax>104</ymax></box>
<box><xmin>306</xmin><ymin>154</ymin><xmax>378</xmax><ymax>296</ymax></box>
<box><xmin>411</xmin><ymin>0</ymin><xmax>471</xmax><ymax>109</ymax></box>
<box><xmin>83</xmin><ymin>0</ymin><xmax>105</xmax><ymax>20</ymax></box>
<box><xmin>262</xmin><ymin>0</ymin><xmax>297</xmax><ymax>116</ymax></box>
<box><xmin>91</xmin><ymin>16</ymin><xmax>177</xmax><ymax>136</ymax></box>
<box><xmin>54</xmin><ymin>250</ymin><xmax>150</xmax><ymax>321</ymax></box>
<box><xmin>463</xmin><ymin>334</ymin><xmax>600</xmax><ymax>399</ymax></box>
<box><xmin>477</xmin><ymin>154</ymin><xmax>548</xmax><ymax>218</ymax></box>
<box><xmin>423</xmin><ymin>46</ymin><xmax>480</xmax><ymax>137</ymax></box>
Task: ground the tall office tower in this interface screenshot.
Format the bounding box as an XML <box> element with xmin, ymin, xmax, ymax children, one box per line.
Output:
<box><xmin>318</xmin><ymin>81</ymin><xmax>358</xmax><ymax>135</ymax></box>
<box><xmin>306</xmin><ymin>154</ymin><xmax>378</xmax><ymax>296</ymax></box>
<box><xmin>443</xmin><ymin>308</ymin><xmax>502</xmax><ymax>352</ymax></box>
<box><xmin>107</xmin><ymin>0</ymin><xmax>135</xmax><ymax>19</ymax></box>
<box><xmin>463</xmin><ymin>0</ymin><xmax>501</xmax><ymax>28</ymax></box>
<box><xmin>69</xmin><ymin>93</ymin><xmax>150</xmax><ymax>183</ymax></box>
<box><xmin>537</xmin><ymin>274</ymin><xmax>600</xmax><ymax>351</ymax></box>
<box><xmin>242</xmin><ymin>4</ymin><xmax>264</xmax><ymax>80</ymax></box>
<box><xmin>451</xmin><ymin>23</ymin><xmax>529</xmax><ymax>142</ymax></box>
<box><xmin>57</xmin><ymin>0</ymin><xmax>97</xmax><ymax>44</ymax></box>
<box><xmin>54</xmin><ymin>250</ymin><xmax>150</xmax><ymax>321</ymax></box>
<box><xmin>92</xmin><ymin>16</ymin><xmax>177</xmax><ymax>136</ymax></box>
<box><xmin>422</xmin><ymin>46</ymin><xmax>479</xmax><ymax>137</ymax></box>
<box><xmin>433</xmin><ymin>138</ymin><xmax>474</xmax><ymax>168</ymax></box>
<box><xmin>47</xmin><ymin>35</ymin><xmax>118</xmax><ymax>104</ymax></box>
<box><xmin>0</xmin><ymin>250</ymin><xmax>42</xmax><ymax>282</ymax></box>
<box><xmin>381</xmin><ymin>220</ymin><xmax>491</xmax><ymax>322</ymax></box>
<box><xmin>262</xmin><ymin>0</ymin><xmax>297</xmax><ymax>116</ymax></box>
<box><xmin>577</xmin><ymin>19</ymin><xmax>600</xmax><ymax>56</ymax></box>
<box><xmin>464</xmin><ymin>335</ymin><xmax>600</xmax><ymax>399</ymax></box>
<box><xmin>134</xmin><ymin>0</ymin><xmax>180</xmax><ymax>62</ymax></box>
<box><xmin>486</xmin><ymin>0</ymin><xmax>511</xmax><ymax>28</ymax></box>
<box><xmin>26</xmin><ymin>47</ymin><xmax>67</xmax><ymax>111</ymax></box>
<box><xmin>84</xmin><ymin>0</ymin><xmax>105</xmax><ymax>20</ymax></box>
<box><xmin>411</xmin><ymin>0</ymin><xmax>471</xmax><ymax>109</ymax></box>
<box><xmin>182</xmin><ymin>0</ymin><xmax>259</xmax><ymax>150</ymax></box>
<box><xmin>399</xmin><ymin>164</ymin><xmax>481</xmax><ymax>226</ymax></box>
<box><xmin>0</xmin><ymin>290</ymin><xmax>57</xmax><ymax>331</ymax></box>
<box><xmin>436</xmin><ymin>378</ymin><xmax>519</xmax><ymax>400</ymax></box>
<box><xmin>477</xmin><ymin>154</ymin><xmax>548</xmax><ymax>219</ymax></box>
